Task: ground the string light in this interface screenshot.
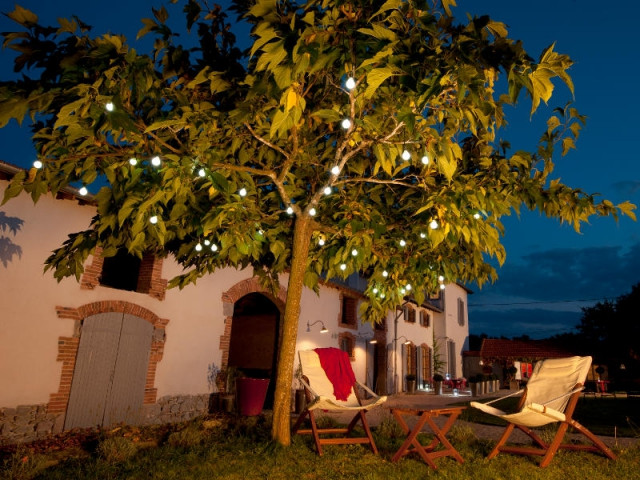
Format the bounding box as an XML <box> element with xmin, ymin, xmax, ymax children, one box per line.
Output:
<box><xmin>195</xmin><ymin>243</ymin><xmax>203</xmax><ymax>252</ymax></box>
<box><xmin>420</xmin><ymin>232</ymin><xmax>426</xmax><ymax>239</ymax></box>
<box><xmin>351</xmin><ymin>249</ymin><xmax>358</xmax><ymax>256</ymax></box>
<box><xmin>149</xmin><ymin>215</ymin><xmax>158</xmax><ymax>224</ymax></box>
<box><xmin>400</xmin><ymin>288</ymin><xmax>406</xmax><ymax>295</ymax></box>
<box><xmin>440</xmin><ymin>284</ymin><xmax>446</xmax><ymax>290</ymax></box>
<box><xmin>204</xmin><ymin>240</ymin><xmax>211</xmax><ymax>246</ymax></box>
<box><xmin>286</xmin><ymin>206</ymin><xmax>294</xmax><ymax>215</ymax></box>
<box><xmin>78</xmin><ymin>187</ymin><xmax>88</xmax><ymax>196</ymax></box>
<box><xmin>309</xmin><ymin>207</ymin><xmax>317</xmax><ymax>216</ymax></box>
<box><xmin>345</xmin><ymin>77</ymin><xmax>356</xmax><ymax>90</ymax></box>
<box><xmin>318</xmin><ymin>238</ymin><xmax>325</xmax><ymax>246</ymax></box>
<box><xmin>382</xmin><ymin>270</ymin><xmax>388</xmax><ymax>277</ymax></box>
<box><xmin>429</xmin><ymin>219</ymin><xmax>438</xmax><ymax>229</ymax></box>
<box><xmin>239</xmin><ymin>188</ymin><xmax>247</xmax><ymax>197</ymax></box>
<box><xmin>151</xmin><ymin>156</ymin><xmax>161</xmax><ymax>167</ymax></box>
<box><xmin>380</xmin><ymin>293</ymin><xmax>385</xmax><ymax>299</ymax></box>
<box><xmin>421</xmin><ymin>155</ymin><xmax>429</xmax><ymax>165</ymax></box>
<box><xmin>33</xmin><ymin>160</ymin><xmax>43</xmax><ymax>169</ymax></box>
<box><xmin>341</xmin><ymin>118</ymin><xmax>352</xmax><ymax>129</ymax></box>
<box><xmin>340</xmin><ymin>263</ymin><xmax>347</xmax><ymax>271</ymax></box>
<box><xmin>105</xmin><ymin>102</ymin><xmax>114</xmax><ymax>112</ymax></box>
<box><xmin>401</xmin><ymin>149</ymin><xmax>411</xmax><ymax>161</ymax></box>
<box><xmin>372</xmin><ymin>287</ymin><xmax>378</xmax><ymax>294</ymax></box>
<box><xmin>211</xmin><ymin>243</ymin><xmax>218</xmax><ymax>252</ymax></box>
<box><xmin>331</xmin><ymin>165</ymin><xmax>341</xmax><ymax>175</ymax></box>
<box><xmin>129</xmin><ymin>158</ymin><xmax>138</xmax><ymax>166</ymax></box>
<box><xmin>324</xmin><ymin>186</ymin><xmax>332</xmax><ymax>195</ymax></box>
<box><xmin>198</xmin><ymin>168</ymin><xmax>206</xmax><ymax>177</ymax></box>
<box><xmin>406</xmin><ymin>284</ymin><xmax>412</xmax><ymax>291</ymax></box>
<box><xmin>438</xmin><ymin>275</ymin><xmax>445</xmax><ymax>282</ymax></box>
<box><xmin>473</xmin><ymin>212</ymin><xmax>481</xmax><ymax>219</ymax></box>
<box><xmin>399</xmin><ymin>239</ymin><xmax>406</xmax><ymax>247</ymax></box>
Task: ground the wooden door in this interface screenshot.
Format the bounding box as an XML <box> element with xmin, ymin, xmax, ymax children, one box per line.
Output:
<box><xmin>64</xmin><ymin>313</ymin><xmax>152</xmax><ymax>429</ymax></box>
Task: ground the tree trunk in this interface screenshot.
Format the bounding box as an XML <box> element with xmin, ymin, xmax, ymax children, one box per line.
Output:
<box><xmin>271</xmin><ymin>216</ymin><xmax>312</xmax><ymax>446</ymax></box>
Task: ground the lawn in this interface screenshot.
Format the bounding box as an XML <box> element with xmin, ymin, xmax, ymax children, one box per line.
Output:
<box><xmin>2</xmin><ymin>399</ymin><xmax>639</xmax><ymax>480</ymax></box>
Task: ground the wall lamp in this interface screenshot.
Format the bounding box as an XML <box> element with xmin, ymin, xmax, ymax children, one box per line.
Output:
<box><xmin>396</xmin><ymin>335</ymin><xmax>411</xmax><ymax>345</ymax></box>
<box><xmin>356</xmin><ymin>333</ymin><xmax>377</xmax><ymax>344</ymax></box>
<box><xmin>307</xmin><ymin>320</ymin><xmax>328</xmax><ymax>333</ymax></box>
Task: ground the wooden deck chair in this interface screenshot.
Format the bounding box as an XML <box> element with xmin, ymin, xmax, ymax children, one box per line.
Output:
<box><xmin>292</xmin><ymin>348</ymin><xmax>387</xmax><ymax>455</ymax></box>
<box><xmin>471</xmin><ymin>356</ymin><xmax>617</xmax><ymax>467</ymax></box>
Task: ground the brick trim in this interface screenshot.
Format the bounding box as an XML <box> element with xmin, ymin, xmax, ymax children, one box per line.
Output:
<box><xmin>219</xmin><ymin>277</ymin><xmax>286</xmax><ymax>373</ymax></box>
<box><xmin>80</xmin><ymin>247</ymin><xmax>168</xmax><ymax>300</ymax></box>
<box><xmin>48</xmin><ymin>301</ymin><xmax>169</xmax><ymax>414</ymax></box>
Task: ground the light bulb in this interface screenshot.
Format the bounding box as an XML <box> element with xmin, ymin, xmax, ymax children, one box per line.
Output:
<box><xmin>239</xmin><ymin>188</ymin><xmax>247</xmax><ymax>197</ymax></box>
<box><xmin>351</xmin><ymin>249</ymin><xmax>358</xmax><ymax>256</ymax></box>
<box><xmin>372</xmin><ymin>287</ymin><xmax>378</xmax><ymax>294</ymax></box>
<box><xmin>324</xmin><ymin>186</ymin><xmax>332</xmax><ymax>195</ymax></box>
<box><xmin>149</xmin><ymin>215</ymin><xmax>158</xmax><ymax>224</ymax></box>
<box><xmin>474</xmin><ymin>212</ymin><xmax>481</xmax><ymax>219</ymax></box>
<box><xmin>380</xmin><ymin>293</ymin><xmax>385</xmax><ymax>299</ymax></box>
<box><xmin>105</xmin><ymin>102</ymin><xmax>114</xmax><ymax>112</ymax></box>
<box><xmin>33</xmin><ymin>160</ymin><xmax>43</xmax><ymax>169</ymax></box>
<box><xmin>331</xmin><ymin>165</ymin><xmax>340</xmax><ymax>175</ymax></box>
<box><xmin>438</xmin><ymin>275</ymin><xmax>445</xmax><ymax>282</ymax></box>
<box><xmin>340</xmin><ymin>263</ymin><xmax>347</xmax><ymax>271</ymax></box>
<box><xmin>309</xmin><ymin>207</ymin><xmax>317</xmax><ymax>216</ymax></box>
<box><xmin>420</xmin><ymin>232</ymin><xmax>426</xmax><ymax>239</ymax></box>
<box><xmin>204</xmin><ymin>240</ymin><xmax>211</xmax><ymax>246</ymax></box>
<box><xmin>78</xmin><ymin>187</ymin><xmax>88</xmax><ymax>196</ymax></box>
<box><xmin>399</xmin><ymin>239</ymin><xmax>406</xmax><ymax>247</ymax></box>
<box><xmin>195</xmin><ymin>243</ymin><xmax>203</xmax><ymax>252</ymax></box>
<box><xmin>345</xmin><ymin>77</ymin><xmax>356</xmax><ymax>90</ymax></box>
<box><xmin>401</xmin><ymin>149</ymin><xmax>411</xmax><ymax>161</ymax></box>
<box><xmin>341</xmin><ymin>118</ymin><xmax>352</xmax><ymax>129</ymax></box>
<box><xmin>430</xmin><ymin>219</ymin><xmax>438</xmax><ymax>229</ymax></box>
<box><xmin>318</xmin><ymin>238</ymin><xmax>325</xmax><ymax>246</ymax></box>
<box><xmin>382</xmin><ymin>270</ymin><xmax>388</xmax><ymax>277</ymax></box>
<box><xmin>198</xmin><ymin>168</ymin><xmax>206</xmax><ymax>177</ymax></box>
<box><xmin>440</xmin><ymin>283</ymin><xmax>446</xmax><ymax>290</ymax></box>
<box><xmin>286</xmin><ymin>206</ymin><xmax>294</xmax><ymax>215</ymax></box>
<box><xmin>129</xmin><ymin>158</ymin><xmax>138</xmax><ymax>166</ymax></box>
<box><xmin>151</xmin><ymin>156</ymin><xmax>161</xmax><ymax>167</ymax></box>
<box><xmin>421</xmin><ymin>155</ymin><xmax>429</xmax><ymax>165</ymax></box>
<box><xmin>211</xmin><ymin>243</ymin><xmax>218</xmax><ymax>252</ymax></box>
<box><xmin>406</xmin><ymin>284</ymin><xmax>412</xmax><ymax>291</ymax></box>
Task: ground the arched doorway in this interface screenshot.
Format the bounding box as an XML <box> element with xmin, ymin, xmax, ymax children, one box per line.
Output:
<box><xmin>228</xmin><ymin>293</ymin><xmax>280</xmax><ymax>408</ymax></box>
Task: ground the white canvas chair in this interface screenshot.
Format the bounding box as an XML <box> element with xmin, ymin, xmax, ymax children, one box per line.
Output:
<box><xmin>292</xmin><ymin>348</ymin><xmax>387</xmax><ymax>455</ymax></box>
<box><xmin>471</xmin><ymin>356</ymin><xmax>617</xmax><ymax>467</ymax></box>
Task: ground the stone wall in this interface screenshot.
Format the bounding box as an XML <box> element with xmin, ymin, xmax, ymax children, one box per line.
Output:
<box><xmin>141</xmin><ymin>394</ymin><xmax>211</xmax><ymax>425</ymax></box>
<box><xmin>0</xmin><ymin>405</ymin><xmax>62</xmax><ymax>445</ymax></box>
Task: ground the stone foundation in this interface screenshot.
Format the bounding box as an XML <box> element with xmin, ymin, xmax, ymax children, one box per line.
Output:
<box><xmin>0</xmin><ymin>404</ymin><xmax>62</xmax><ymax>445</ymax></box>
<box><xmin>141</xmin><ymin>394</ymin><xmax>211</xmax><ymax>425</ymax></box>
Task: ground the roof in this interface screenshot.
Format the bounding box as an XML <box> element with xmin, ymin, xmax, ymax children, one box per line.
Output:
<box><xmin>480</xmin><ymin>338</ymin><xmax>575</xmax><ymax>360</ymax></box>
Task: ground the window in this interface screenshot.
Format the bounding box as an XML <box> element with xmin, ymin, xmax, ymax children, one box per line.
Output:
<box><xmin>403</xmin><ymin>305</ymin><xmax>416</xmax><ymax>323</ymax></box>
<box><xmin>447</xmin><ymin>339</ymin><xmax>457</xmax><ymax>377</ymax></box>
<box><xmin>419</xmin><ymin>310</ymin><xmax>430</xmax><ymax>328</ymax></box>
<box><xmin>340</xmin><ymin>296</ymin><xmax>358</xmax><ymax>328</ymax></box>
<box><xmin>457</xmin><ymin>298</ymin><xmax>465</xmax><ymax>326</ymax></box>
<box><xmin>405</xmin><ymin>343</ymin><xmax>417</xmax><ymax>377</ymax></box>
<box><xmin>338</xmin><ymin>332</ymin><xmax>355</xmax><ymax>359</ymax></box>
<box><xmin>420</xmin><ymin>345</ymin><xmax>431</xmax><ymax>382</ymax></box>
<box><xmin>100</xmin><ymin>249</ymin><xmax>141</xmax><ymax>291</ymax></box>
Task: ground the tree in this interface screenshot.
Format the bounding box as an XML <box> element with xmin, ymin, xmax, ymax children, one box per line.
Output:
<box><xmin>0</xmin><ymin>0</ymin><xmax>635</xmax><ymax>445</ymax></box>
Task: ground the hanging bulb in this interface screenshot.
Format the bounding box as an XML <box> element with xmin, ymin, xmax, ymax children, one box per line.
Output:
<box><xmin>33</xmin><ymin>160</ymin><xmax>43</xmax><ymax>169</ymax></box>
<box><xmin>239</xmin><ymin>188</ymin><xmax>247</xmax><ymax>197</ymax></box>
<box><xmin>151</xmin><ymin>156</ymin><xmax>161</xmax><ymax>167</ymax></box>
<box><xmin>286</xmin><ymin>206</ymin><xmax>294</xmax><ymax>215</ymax></box>
<box><xmin>351</xmin><ymin>249</ymin><xmax>358</xmax><ymax>256</ymax></box>
<box><xmin>340</xmin><ymin>263</ymin><xmax>347</xmax><ymax>271</ymax></box>
<box><xmin>421</xmin><ymin>154</ymin><xmax>429</xmax><ymax>165</ymax></box>
<box><xmin>309</xmin><ymin>207</ymin><xmax>317</xmax><ymax>216</ymax></box>
<box><xmin>195</xmin><ymin>243</ymin><xmax>203</xmax><ymax>252</ymax></box>
<box><xmin>129</xmin><ymin>158</ymin><xmax>138</xmax><ymax>166</ymax></box>
<box><xmin>473</xmin><ymin>212</ymin><xmax>481</xmax><ymax>219</ymax></box>
<box><xmin>440</xmin><ymin>283</ymin><xmax>446</xmax><ymax>290</ymax></box>
<box><xmin>204</xmin><ymin>240</ymin><xmax>211</xmax><ymax>246</ymax></box>
<box><xmin>399</xmin><ymin>239</ymin><xmax>406</xmax><ymax>247</ymax></box>
<box><xmin>401</xmin><ymin>149</ymin><xmax>411</xmax><ymax>161</ymax></box>
<box><xmin>372</xmin><ymin>287</ymin><xmax>378</xmax><ymax>294</ymax></box>
<box><xmin>420</xmin><ymin>232</ymin><xmax>426</xmax><ymax>239</ymax></box>
<box><xmin>382</xmin><ymin>270</ymin><xmax>388</xmax><ymax>277</ymax></box>
<box><xmin>323</xmin><ymin>186</ymin><xmax>332</xmax><ymax>195</ymax></box>
<box><xmin>105</xmin><ymin>102</ymin><xmax>115</xmax><ymax>112</ymax></box>
<box><xmin>438</xmin><ymin>275</ymin><xmax>445</xmax><ymax>282</ymax></box>
<box><xmin>198</xmin><ymin>168</ymin><xmax>206</xmax><ymax>177</ymax></box>
<box><xmin>345</xmin><ymin>77</ymin><xmax>356</xmax><ymax>90</ymax></box>
<box><xmin>406</xmin><ymin>284</ymin><xmax>412</xmax><ymax>291</ymax></box>
<box><xmin>380</xmin><ymin>292</ymin><xmax>385</xmax><ymax>299</ymax></box>
<box><xmin>78</xmin><ymin>187</ymin><xmax>88</xmax><ymax>196</ymax></box>
<box><xmin>318</xmin><ymin>238</ymin><xmax>325</xmax><ymax>246</ymax></box>
<box><xmin>430</xmin><ymin>219</ymin><xmax>438</xmax><ymax>229</ymax></box>
<box><xmin>149</xmin><ymin>215</ymin><xmax>158</xmax><ymax>224</ymax></box>
<box><xmin>341</xmin><ymin>118</ymin><xmax>352</xmax><ymax>129</ymax></box>
<box><xmin>400</xmin><ymin>288</ymin><xmax>406</xmax><ymax>295</ymax></box>
<box><xmin>331</xmin><ymin>165</ymin><xmax>341</xmax><ymax>175</ymax></box>
<box><xmin>211</xmin><ymin>243</ymin><xmax>218</xmax><ymax>252</ymax></box>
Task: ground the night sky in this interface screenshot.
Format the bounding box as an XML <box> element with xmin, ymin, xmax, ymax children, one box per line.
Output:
<box><xmin>1</xmin><ymin>1</ymin><xmax>638</xmax><ymax>338</ymax></box>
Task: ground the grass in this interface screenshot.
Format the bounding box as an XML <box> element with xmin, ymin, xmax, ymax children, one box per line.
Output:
<box><xmin>1</xmin><ymin>399</ymin><xmax>638</xmax><ymax>480</ymax></box>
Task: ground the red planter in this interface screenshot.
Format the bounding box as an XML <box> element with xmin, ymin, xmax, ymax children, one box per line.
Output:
<box><xmin>236</xmin><ymin>378</ymin><xmax>270</xmax><ymax>416</ymax></box>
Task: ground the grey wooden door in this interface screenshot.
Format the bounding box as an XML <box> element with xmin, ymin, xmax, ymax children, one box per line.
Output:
<box><xmin>64</xmin><ymin>313</ymin><xmax>152</xmax><ymax>429</ymax></box>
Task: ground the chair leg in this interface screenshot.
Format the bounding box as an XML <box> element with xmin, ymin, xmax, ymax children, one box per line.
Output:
<box><xmin>291</xmin><ymin>409</ymin><xmax>309</xmax><ymax>435</ymax></box>
<box><xmin>358</xmin><ymin>411</ymin><xmax>379</xmax><ymax>455</ymax></box>
<box><xmin>539</xmin><ymin>422</ymin><xmax>569</xmax><ymax>467</ymax></box>
<box><xmin>487</xmin><ymin>423</ymin><xmax>515</xmax><ymax>459</ymax></box>
<box><xmin>567</xmin><ymin>419</ymin><xmax>617</xmax><ymax>460</ymax></box>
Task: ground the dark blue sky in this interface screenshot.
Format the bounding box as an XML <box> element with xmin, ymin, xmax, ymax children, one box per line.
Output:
<box><xmin>1</xmin><ymin>1</ymin><xmax>638</xmax><ymax>338</ymax></box>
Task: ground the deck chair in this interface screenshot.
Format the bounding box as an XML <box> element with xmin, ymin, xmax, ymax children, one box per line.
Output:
<box><xmin>471</xmin><ymin>356</ymin><xmax>617</xmax><ymax>467</ymax></box>
<box><xmin>292</xmin><ymin>348</ymin><xmax>387</xmax><ymax>455</ymax></box>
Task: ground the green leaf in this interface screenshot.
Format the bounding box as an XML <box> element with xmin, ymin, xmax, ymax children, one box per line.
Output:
<box><xmin>311</xmin><ymin>109</ymin><xmax>341</xmax><ymax>122</ymax></box>
<box><xmin>7</xmin><ymin>5</ymin><xmax>38</xmax><ymax>26</ymax></box>
<box><xmin>364</xmin><ymin>67</ymin><xmax>395</xmax><ymax>99</ymax></box>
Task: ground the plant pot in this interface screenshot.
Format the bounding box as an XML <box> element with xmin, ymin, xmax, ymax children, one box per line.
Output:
<box><xmin>469</xmin><ymin>382</ymin><xmax>478</xmax><ymax>397</ymax></box>
<box><xmin>208</xmin><ymin>392</ymin><xmax>220</xmax><ymax>413</ymax></box>
<box><xmin>509</xmin><ymin>380</ymin><xmax>520</xmax><ymax>391</ymax></box>
<box><xmin>294</xmin><ymin>388</ymin><xmax>306</xmax><ymax>414</ymax></box>
<box><xmin>434</xmin><ymin>381</ymin><xmax>443</xmax><ymax>395</ymax></box>
<box><xmin>221</xmin><ymin>394</ymin><xmax>235</xmax><ymax>413</ymax></box>
<box><xmin>406</xmin><ymin>379</ymin><xmax>416</xmax><ymax>394</ymax></box>
<box><xmin>236</xmin><ymin>377</ymin><xmax>270</xmax><ymax>416</ymax></box>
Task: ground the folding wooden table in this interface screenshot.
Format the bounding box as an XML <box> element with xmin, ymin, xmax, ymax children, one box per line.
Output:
<box><xmin>390</xmin><ymin>406</ymin><xmax>466</xmax><ymax>469</ymax></box>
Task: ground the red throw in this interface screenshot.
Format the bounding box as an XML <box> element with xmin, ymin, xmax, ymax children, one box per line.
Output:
<box><xmin>314</xmin><ymin>347</ymin><xmax>356</xmax><ymax>401</ymax></box>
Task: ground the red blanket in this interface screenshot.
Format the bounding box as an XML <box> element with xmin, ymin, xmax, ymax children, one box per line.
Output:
<box><xmin>314</xmin><ymin>348</ymin><xmax>356</xmax><ymax>401</ymax></box>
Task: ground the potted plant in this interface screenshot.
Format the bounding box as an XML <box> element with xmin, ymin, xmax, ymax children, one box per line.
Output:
<box><xmin>507</xmin><ymin>365</ymin><xmax>519</xmax><ymax>390</ymax></box>
<box><xmin>433</xmin><ymin>373</ymin><xmax>444</xmax><ymax>395</ymax></box>
<box><xmin>207</xmin><ymin>362</ymin><xmax>221</xmax><ymax>412</ymax></box>
<box><xmin>219</xmin><ymin>366</ymin><xmax>238</xmax><ymax>413</ymax></box>
<box><xmin>405</xmin><ymin>373</ymin><xmax>417</xmax><ymax>394</ymax></box>
<box><xmin>469</xmin><ymin>374</ymin><xmax>480</xmax><ymax>397</ymax></box>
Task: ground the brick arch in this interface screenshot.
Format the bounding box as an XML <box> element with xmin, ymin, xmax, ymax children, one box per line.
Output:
<box><xmin>49</xmin><ymin>301</ymin><xmax>169</xmax><ymax>415</ymax></box>
<box><xmin>219</xmin><ymin>277</ymin><xmax>287</xmax><ymax>369</ymax></box>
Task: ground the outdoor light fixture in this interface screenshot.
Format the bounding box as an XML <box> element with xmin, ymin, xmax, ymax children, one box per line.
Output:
<box><xmin>307</xmin><ymin>320</ymin><xmax>328</xmax><ymax>333</ymax></box>
<box><xmin>401</xmin><ymin>149</ymin><xmax>411</xmax><ymax>161</ymax></box>
<box><xmin>149</xmin><ymin>215</ymin><xmax>158</xmax><ymax>224</ymax></box>
<box><xmin>105</xmin><ymin>102</ymin><xmax>114</xmax><ymax>112</ymax></box>
<box><xmin>331</xmin><ymin>165</ymin><xmax>341</xmax><ymax>175</ymax></box>
<box><xmin>369</xmin><ymin>339</ymin><xmax>378</xmax><ymax>344</ymax></box>
<box><xmin>396</xmin><ymin>335</ymin><xmax>411</xmax><ymax>345</ymax></box>
<box><xmin>341</xmin><ymin>118</ymin><xmax>352</xmax><ymax>129</ymax></box>
<box><xmin>78</xmin><ymin>187</ymin><xmax>88</xmax><ymax>196</ymax></box>
<box><xmin>421</xmin><ymin>155</ymin><xmax>429</xmax><ymax>165</ymax></box>
<box><xmin>309</xmin><ymin>207</ymin><xmax>317</xmax><ymax>216</ymax></box>
<box><xmin>430</xmin><ymin>219</ymin><xmax>439</xmax><ymax>229</ymax></box>
<box><xmin>129</xmin><ymin>158</ymin><xmax>138</xmax><ymax>166</ymax></box>
<box><xmin>198</xmin><ymin>168</ymin><xmax>206</xmax><ymax>177</ymax></box>
<box><xmin>33</xmin><ymin>160</ymin><xmax>43</xmax><ymax>169</ymax></box>
<box><xmin>345</xmin><ymin>77</ymin><xmax>356</xmax><ymax>90</ymax></box>
<box><xmin>151</xmin><ymin>156</ymin><xmax>161</xmax><ymax>167</ymax></box>
<box><xmin>323</xmin><ymin>186</ymin><xmax>332</xmax><ymax>195</ymax></box>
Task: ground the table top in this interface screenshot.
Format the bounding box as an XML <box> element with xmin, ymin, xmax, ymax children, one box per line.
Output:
<box><xmin>390</xmin><ymin>406</ymin><xmax>466</xmax><ymax>416</ymax></box>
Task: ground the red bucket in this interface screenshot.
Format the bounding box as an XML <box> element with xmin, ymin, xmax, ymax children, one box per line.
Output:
<box><xmin>236</xmin><ymin>378</ymin><xmax>270</xmax><ymax>416</ymax></box>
